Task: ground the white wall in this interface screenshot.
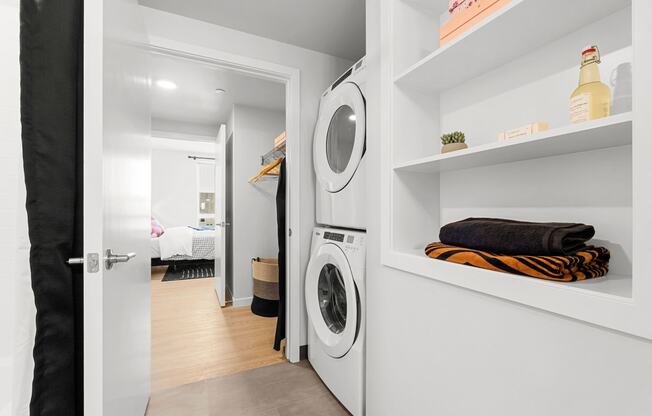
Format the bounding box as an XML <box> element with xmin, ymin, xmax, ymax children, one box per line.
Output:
<box><xmin>142</xmin><ymin>6</ymin><xmax>352</xmax><ymax>342</ymax></box>
<box><xmin>230</xmin><ymin>105</ymin><xmax>284</xmax><ymax>305</ymax></box>
<box><xmin>365</xmin><ymin>2</ymin><xmax>652</xmax><ymax>416</ymax></box>
<box><xmin>151</xmin><ymin>138</ymin><xmax>215</xmax><ymax>229</ymax></box>
<box><xmin>0</xmin><ymin>1</ymin><xmax>20</xmax><ymax>414</ymax></box>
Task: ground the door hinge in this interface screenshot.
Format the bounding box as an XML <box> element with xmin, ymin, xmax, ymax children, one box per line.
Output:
<box><xmin>288</xmin><ymin>228</ymin><xmax>292</xmax><ymax>237</ymax></box>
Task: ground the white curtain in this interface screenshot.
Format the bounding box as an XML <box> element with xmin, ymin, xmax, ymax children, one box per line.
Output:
<box><xmin>12</xmin><ymin>151</ymin><xmax>35</xmax><ymax>416</ymax></box>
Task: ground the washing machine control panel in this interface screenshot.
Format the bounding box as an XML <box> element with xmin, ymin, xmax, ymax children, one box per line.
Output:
<box><xmin>313</xmin><ymin>228</ymin><xmax>366</xmax><ymax>272</ymax></box>
<box><xmin>322</xmin><ymin>231</ymin><xmax>346</xmax><ymax>242</ymax></box>
<box><xmin>320</xmin><ymin>231</ymin><xmax>364</xmax><ymax>247</ymax></box>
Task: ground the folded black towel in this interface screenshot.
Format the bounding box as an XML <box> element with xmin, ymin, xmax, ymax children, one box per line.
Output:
<box><xmin>439</xmin><ymin>218</ymin><xmax>595</xmax><ymax>256</ymax></box>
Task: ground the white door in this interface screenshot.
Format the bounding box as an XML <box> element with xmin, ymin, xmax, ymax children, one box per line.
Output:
<box><xmin>313</xmin><ymin>82</ymin><xmax>366</xmax><ymax>193</ymax></box>
<box><xmin>83</xmin><ymin>1</ymin><xmax>151</xmax><ymax>415</ymax></box>
<box><xmin>215</xmin><ymin>124</ymin><xmax>227</xmax><ymax>306</ymax></box>
<box><xmin>305</xmin><ymin>243</ymin><xmax>359</xmax><ymax>358</ymax></box>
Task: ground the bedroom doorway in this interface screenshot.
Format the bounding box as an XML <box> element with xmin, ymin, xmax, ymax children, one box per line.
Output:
<box><xmin>148</xmin><ymin>51</ymin><xmax>291</xmax><ymax>392</ymax></box>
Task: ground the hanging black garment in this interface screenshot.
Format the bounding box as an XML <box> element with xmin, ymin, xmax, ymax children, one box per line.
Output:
<box><xmin>273</xmin><ymin>158</ymin><xmax>287</xmax><ymax>351</ymax></box>
<box><xmin>20</xmin><ymin>0</ymin><xmax>84</xmax><ymax>414</ymax></box>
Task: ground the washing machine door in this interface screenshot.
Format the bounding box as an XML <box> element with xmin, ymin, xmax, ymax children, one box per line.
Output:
<box><xmin>305</xmin><ymin>243</ymin><xmax>359</xmax><ymax>358</ymax></box>
<box><xmin>313</xmin><ymin>82</ymin><xmax>366</xmax><ymax>193</ymax></box>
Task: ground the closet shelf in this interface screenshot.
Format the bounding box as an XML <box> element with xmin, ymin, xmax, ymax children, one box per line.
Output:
<box><xmin>251</xmin><ymin>131</ymin><xmax>286</xmax><ymax>184</ymax></box>
<box><xmin>261</xmin><ymin>131</ymin><xmax>287</xmax><ymax>165</ymax></box>
<box><xmin>394</xmin><ymin>0</ymin><xmax>630</xmax><ymax>92</ymax></box>
<box><xmin>261</xmin><ymin>142</ymin><xmax>286</xmax><ymax>166</ymax></box>
<box><xmin>394</xmin><ymin>113</ymin><xmax>632</xmax><ymax>173</ymax></box>
<box><xmin>249</xmin><ymin>157</ymin><xmax>283</xmax><ymax>184</ymax></box>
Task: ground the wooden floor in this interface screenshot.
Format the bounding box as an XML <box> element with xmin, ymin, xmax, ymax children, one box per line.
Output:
<box><xmin>151</xmin><ymin>267</ymin><xmax>285</xmax><ymax>393</ymax></box>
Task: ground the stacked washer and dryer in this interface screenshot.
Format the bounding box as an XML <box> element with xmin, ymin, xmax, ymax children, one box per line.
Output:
<box><xmin>306</xmin><ymin>57</ymin><xmax>367</xmax><ymax>416</ymax></box>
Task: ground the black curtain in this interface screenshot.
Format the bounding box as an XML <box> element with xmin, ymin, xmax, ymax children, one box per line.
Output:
<box><xmin>274</xmin><ymin>159</ymin><xmax>287</xmax><ymax>351</ymax></box>
<box><xmin>20</xmin><ymin>0</ymin><xmax>84</xmax><ymax>415</ymax></box>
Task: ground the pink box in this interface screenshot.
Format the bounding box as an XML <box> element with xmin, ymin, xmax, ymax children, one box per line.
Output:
<box><xmin>440</xmin><ymin>0</ymin><xmax>512</xmax><ymax>46</ymax></box>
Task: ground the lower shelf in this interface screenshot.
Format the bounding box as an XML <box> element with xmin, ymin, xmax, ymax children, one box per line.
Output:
<box><xmin>385</xmin><ymin>247</ymin><xmax>637</xmax><ymax>335</ymax></box>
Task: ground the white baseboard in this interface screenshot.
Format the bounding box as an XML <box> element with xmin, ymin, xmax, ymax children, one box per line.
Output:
<box><xmin>232</xmin><ymin>296</ymin><xmax>253</xmax><ymax>308</ymax></box>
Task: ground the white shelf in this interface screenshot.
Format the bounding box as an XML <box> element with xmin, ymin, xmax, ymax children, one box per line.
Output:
<box><xmin>393</xmin><ymin>247</ymin><xmax>632</xmax><ymax>299</ymax></box>
<box><xmin>394</xmin><ymin>113</ymin><xmax>632</xmax><ymax>173</ymax></box>
<box><xmin>400</xmin><ymin>0</ymin><xmax>442</xmax><ymax>16</ymax></box>
<box><xmin>394</xmin><ymin>0</ymin><xmax>631</xmax><ymax>92</ymax></box>
<box><xmin>386</xmin><ymin>247</ymin><xmax>637</xmax><ymax>335</ymax></box>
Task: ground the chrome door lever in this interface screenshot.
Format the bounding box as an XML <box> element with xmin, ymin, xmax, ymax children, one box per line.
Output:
<box><xmin>217</xmin><ymin>221</ymin><xmax>231</xmax><ymax>227</ymax></box>
<box><xmin>105</xmin><ymin>249</ymin><xmax>136</xmax><ymax>270</ymax></box>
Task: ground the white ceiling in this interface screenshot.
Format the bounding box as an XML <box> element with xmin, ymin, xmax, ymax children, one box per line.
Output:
<box><xmin>150</xmin><ymin>52</ymin><xmax>285</xmax><ymax>139</ymax></box>
<box><xmin>140</xmin><ymin>0</ymin><xmax>366</xmax><ymax>61</ymax></box>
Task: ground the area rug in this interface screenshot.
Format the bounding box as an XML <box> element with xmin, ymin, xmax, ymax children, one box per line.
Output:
<box><xmin>162</xmin><ymin>262</ymin><xmax>215</xmax><ymax>282</ymax></box>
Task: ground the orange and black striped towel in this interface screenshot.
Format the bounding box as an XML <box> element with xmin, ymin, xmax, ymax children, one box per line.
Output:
<box><xmin>424</xmin><ymin>243</ymin><xmax>610</xmax><ymax>282</ymax></box>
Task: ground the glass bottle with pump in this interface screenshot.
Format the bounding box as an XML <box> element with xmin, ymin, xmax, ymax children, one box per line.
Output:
<box><xmin>570</xmin><ymin>45</ymin><xmax>611</xmax><ymax>124</ymax></box>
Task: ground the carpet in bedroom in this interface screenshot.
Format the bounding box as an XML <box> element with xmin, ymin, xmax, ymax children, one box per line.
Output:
<box><xmin>162</xmin><ymin>261</ymin><xmax>214</xmax><ymax>281</ymax></box>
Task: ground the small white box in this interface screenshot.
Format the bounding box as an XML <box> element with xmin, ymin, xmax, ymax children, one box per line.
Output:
<box><xmin>498</xmin><ymin>122</ymin><xmax>549</xmax><ymax>142</ymax></box>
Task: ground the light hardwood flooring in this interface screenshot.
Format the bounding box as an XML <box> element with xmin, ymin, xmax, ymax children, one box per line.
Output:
<box><xmin>146</xmin><ymin>361</ymin><xmax>351</xmax><ymax>416</ymax></box>
<box><xmin>151</xmin><ymin>266</ymin><xmax>285</xmax><ymax>393</ymax></box>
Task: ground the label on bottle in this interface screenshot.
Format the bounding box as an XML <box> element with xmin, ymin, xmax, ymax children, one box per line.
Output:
<box><xmin>570</xmin><ymin>93</ymin><xmax>591</xmax><ymax>124</ymax></box>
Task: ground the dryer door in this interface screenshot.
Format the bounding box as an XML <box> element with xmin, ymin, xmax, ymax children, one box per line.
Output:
<box><xmin>305</xmin><ymin>243</ymin><xmax>359</xmax><ymax>358</ymax></box>
<box><xmin>313</xmin><ymin>82</ymin><xmax>366</xmax><ymax>193</ymax></box>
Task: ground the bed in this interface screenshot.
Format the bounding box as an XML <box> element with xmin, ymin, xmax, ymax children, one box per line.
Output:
<box><xmin>151</xmin><ymin>226</ymin><xmax>218</xmax><ymax>268</ymax></box>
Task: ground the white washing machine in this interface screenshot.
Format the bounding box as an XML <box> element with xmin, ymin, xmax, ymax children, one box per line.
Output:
<box><xmin>305</xmin><ymin>226</ymin><xmax>366</xmax><ymax>416</ymax></box>
<box><xmin>314</xmin><ymin>57</ymin><xmax>367</xmax><ymax>230</ymax></box>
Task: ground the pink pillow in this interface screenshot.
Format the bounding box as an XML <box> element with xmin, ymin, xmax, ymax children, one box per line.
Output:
<box><xmin>151</xmin><ymin>217</ymin><xmax>165</xmax><ymax>238</ymax></box>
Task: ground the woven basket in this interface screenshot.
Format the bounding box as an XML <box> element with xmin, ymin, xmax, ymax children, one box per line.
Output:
<box><xmin>251</xmin><ymin>258</ymin><xmax>279</xmax><ymax>317</ymax></box>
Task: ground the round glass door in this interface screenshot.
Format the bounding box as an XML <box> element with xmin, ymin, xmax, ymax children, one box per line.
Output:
<box><xmin>313</xmin><ymin>82</ymin><xmax>366</xmax><ymax>193</ymax></box>
<box><xmin>305</xmin><ymin>243</ymin><xmax>359</xmax><ymax>358</ymax></box>
<box><xmin>326</xmin><ymin>106</ymin><xmax>357</xmax><ymax>174</ymax></box>
<box><xmin>318</xmin><ymin>263</ymin><xmax>347</xmax><ymax>334</ymax></box>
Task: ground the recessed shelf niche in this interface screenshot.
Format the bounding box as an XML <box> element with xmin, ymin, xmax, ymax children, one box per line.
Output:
<box><xmin>381</xmin><ymin>0</ymin><xmax>652</xmax><ymax>339</ymax></box>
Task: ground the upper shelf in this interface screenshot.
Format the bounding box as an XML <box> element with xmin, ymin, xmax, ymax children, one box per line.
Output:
<box><xmin>394</xmin><ymin>113</ymin><xmax>632</xmax><ymax>173</ymax></box>
<box><xmin>261</xmin><ymin>131</ymin><xmax>287</xmax><ymax>165</ymax></box>
<box><xmin>394</xmin><ymin>0</ymin><xmax>631</xmax><ymax>92</ymax></box>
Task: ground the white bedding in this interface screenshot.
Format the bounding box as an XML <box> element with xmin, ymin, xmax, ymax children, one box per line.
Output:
<box><xmin>152</xmin><ymin>226</ymin><xmax>217</xmax><ymax>261</ymax></box>
<box><xmin>150</xmin><ymin>236</ymin><xmax>161</xmax><ymax>259</ymax></box>
<box><xmin>159</xmin><ymin>226</ymin><xmax>194</xmax><ymax>259</ymax></box>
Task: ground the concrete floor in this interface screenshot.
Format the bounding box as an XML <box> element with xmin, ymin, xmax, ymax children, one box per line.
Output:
<box><xmin>146</xmin><ymin>360</ymin><xmax>351</xmax><ymax>416</ymax></box>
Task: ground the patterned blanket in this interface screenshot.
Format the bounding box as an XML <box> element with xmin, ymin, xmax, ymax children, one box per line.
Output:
<box><xmin>424</xmin><ymin>243</ymin><xmax>609</xmax><ymax>282</ymax></box>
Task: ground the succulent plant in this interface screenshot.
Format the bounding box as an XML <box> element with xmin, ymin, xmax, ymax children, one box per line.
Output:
<box><xmin>441</xmin><ymin>131</ymin><xmax>466</xmax><ymax>145</ymax></box>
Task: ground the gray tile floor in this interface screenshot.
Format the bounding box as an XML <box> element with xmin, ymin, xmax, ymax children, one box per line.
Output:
<box><xmin>146</xmin><ymin>360</ymin><xmax>352</xmax><ymax>416</ymax></box>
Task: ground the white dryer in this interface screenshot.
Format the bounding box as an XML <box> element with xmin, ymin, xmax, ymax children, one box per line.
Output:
<box><xmin>305</xmin><ymin>226</ymin><xmax>366</xmax><ymax>416</ymax></box>
<box><xmin>314</xmin><ymin>57</ymin><xmax>367</xmax><ymax>230</ymax></box>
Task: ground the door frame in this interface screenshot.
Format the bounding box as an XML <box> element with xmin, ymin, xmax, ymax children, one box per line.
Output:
<box><xmin>147</xmin><ymin>37</ymin><xmax>302</xmax><ymax>363</ymax></box>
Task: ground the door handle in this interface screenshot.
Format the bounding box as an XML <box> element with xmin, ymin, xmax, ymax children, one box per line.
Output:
<box><xmin>105</xmin><ymin>249</ymin><xmax>136</xmax><ymax>270</ymax></box>
<box><xmin>217</xmin><ymin>222</ymin><xmax>231</xmax><ymax>227</ymax></box>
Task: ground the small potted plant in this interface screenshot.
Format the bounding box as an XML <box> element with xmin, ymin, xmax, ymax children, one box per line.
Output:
<box><xmin>441</xmin><ymin>131</ymin><xmax>468</xmax><ymax>154</ymax></box>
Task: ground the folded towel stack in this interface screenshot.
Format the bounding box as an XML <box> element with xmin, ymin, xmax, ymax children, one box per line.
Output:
<box><xmin>425</xmin><ymin>218</ymin><xmax>610</xmax><ymax>282</ymax></box>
